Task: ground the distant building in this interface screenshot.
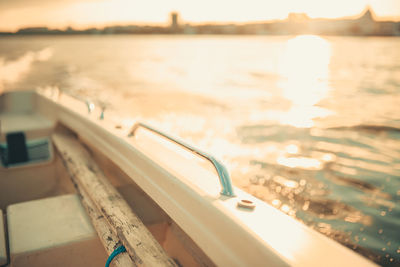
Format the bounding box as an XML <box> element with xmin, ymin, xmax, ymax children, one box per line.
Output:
<box><xmin>354</xmin><ymin>7</ymin><xmax>376</xmax><ymax>35</ymax></box>
<box><xmin>395</xmin><ymin>22</ymin><xmax>400</xmax><ymax>36</ymax></box>
<box><xmin>171</xmin><ymin>12</ymin><xmax>179</xmax><ymax>30</ymax></box>
<box><xmin>17</xmin><ymin>27</ymin><xmax>49</xmax><ymax>34</ymax></box>
<box><xmin>287</xmin><ymin>13</ymin><xmax>309</xmax><ymax>22</ymax></box>
<box><xmin>183</xmin><ymin>24</ymin><xmax>196</xmax><ymax>34</ymax></box>
<box><xmin>287</xmin><ymin>13</ymin><xmax>311</xmax><ymax>34</ymax></box>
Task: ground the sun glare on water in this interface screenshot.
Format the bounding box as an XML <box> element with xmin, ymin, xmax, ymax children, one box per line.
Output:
<box><xmin>274</xmin><ymin>35</ymin><xmax>333</xmax><ymax>128</ymax></box>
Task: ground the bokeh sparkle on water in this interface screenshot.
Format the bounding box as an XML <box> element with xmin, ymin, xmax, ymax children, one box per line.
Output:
<box><xmin>1</xmin><ymin>35</ymin><xmax>399</xmax><ymax>266</ymax></box>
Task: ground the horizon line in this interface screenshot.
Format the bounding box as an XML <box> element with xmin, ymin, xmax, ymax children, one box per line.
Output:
<box><xmin>1</xmin><ymin>8</ymin><xmax>400</xmax><ymax>33</ymax></box>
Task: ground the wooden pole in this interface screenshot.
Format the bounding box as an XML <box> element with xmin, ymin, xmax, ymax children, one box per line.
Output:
<box><xmin>77</xmin><ymin>184</ymin><xmax>135</xmax><ymax>267</ymax></box>
<box><xmin>52</xmin><ymin>129</ymin><xmax>177</xmax><ymax>267</ymax></box>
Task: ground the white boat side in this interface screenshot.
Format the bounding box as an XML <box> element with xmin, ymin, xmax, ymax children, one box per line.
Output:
<box><xmin>3</xmin><ymin>90</ymin><xmax>378</xmax><ymax>267</ymax></box>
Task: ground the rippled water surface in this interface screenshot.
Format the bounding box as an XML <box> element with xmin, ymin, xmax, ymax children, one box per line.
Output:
<box><xmin>1</xmin><ymin>35</ymin><xmax>399</xmax><ymax>265</ymax></box>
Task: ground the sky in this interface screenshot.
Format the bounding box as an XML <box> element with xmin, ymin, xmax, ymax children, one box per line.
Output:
<box><xmin>0</xmin><ymin>0</ymin><xmax>399</xmax><ymax>31</ymax></box>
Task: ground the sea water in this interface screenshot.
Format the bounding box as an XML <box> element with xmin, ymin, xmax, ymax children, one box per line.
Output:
<box><xmin>1</xmin><ymin>35</ymin><xmax>399</xmax><ymax>266</ymax></box>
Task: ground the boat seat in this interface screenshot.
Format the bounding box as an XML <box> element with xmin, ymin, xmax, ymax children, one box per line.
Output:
<box><xmin>0</xmin><ymin>112</ymin><xmax>54</xmax><ymax>168</ymax></box>
<box><xmin>0</xmin><ymin>209</ymin><xmax>7</xmax><ymax>266</ymax></box>
<box><xmin>0</xmin><ymin>112</ymin><xmax>54</xmax><ymax>143</ymax></box>
<box><xmin>7</xmin><ymin>194</ymin><xmax>107</xmax><ymax>267</ymax></box>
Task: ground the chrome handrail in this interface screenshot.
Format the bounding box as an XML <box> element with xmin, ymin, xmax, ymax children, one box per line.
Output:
<box><xmin>128</xmin><ymin>122</ymin><xmax>235</xmax><ymax>197</ymax></box>
<box><xmin>55</xmin><ymin>89</ymin><xmax>96</xmax><ymax>115</ymax></box>
<box><xmin>85</xmin><ymin>100</ymin><xmax>95</xmax><ymax>114</ymax></box>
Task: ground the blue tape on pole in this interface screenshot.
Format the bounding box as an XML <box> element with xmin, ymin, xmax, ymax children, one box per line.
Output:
<box><xmin>105</xmin><ymin>245</ymin><xmax>127</xmax><ymax>267</ymax></box>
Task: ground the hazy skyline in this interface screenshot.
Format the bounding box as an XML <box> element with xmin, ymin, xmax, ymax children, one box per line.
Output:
<box><xmin>1</xmin><ymin>0</ymin><xmax>400</xmax><ymax>31</ymax></box>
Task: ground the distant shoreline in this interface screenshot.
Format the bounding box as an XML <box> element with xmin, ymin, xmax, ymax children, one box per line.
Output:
<box><xmin>1</xmin><ymin>32</ymin><xmax>399</xmax><ymax>37</ymax></box>
<box><xmin>2</xmin><ymin>9</ymin><xmax>400</xmax><ymax>37</ymax></box>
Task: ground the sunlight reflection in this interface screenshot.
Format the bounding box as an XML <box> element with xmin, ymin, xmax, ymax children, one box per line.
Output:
<box><xmin>273</xmin><ymin>175</ymin><xmax>299</xmax><ymax>189</ymax></box>
<box><xmin>277</xmin><ymin>156</ymin><xmax>322</xmax><ymax>169</ymax></box>
<box><xmin>276</xmin><ymin>35</ymin><xmax>333</xmax><ymax>127</ymax></box>
<box><xmin>285</xmin><ymin>143</ymin><xmax>299</xmax><ymax>154</ymax></box>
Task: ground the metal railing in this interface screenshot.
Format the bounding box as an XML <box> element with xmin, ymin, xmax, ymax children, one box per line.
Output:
<box><xmin>129</xmin><ymin>122</ymin><xmax>235</xmax><ymax>197</ymax></box>
<box><xmin>47</xmin><ymin>88</ymin><xmax>234</xmax><ymax>196</ymax></box>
